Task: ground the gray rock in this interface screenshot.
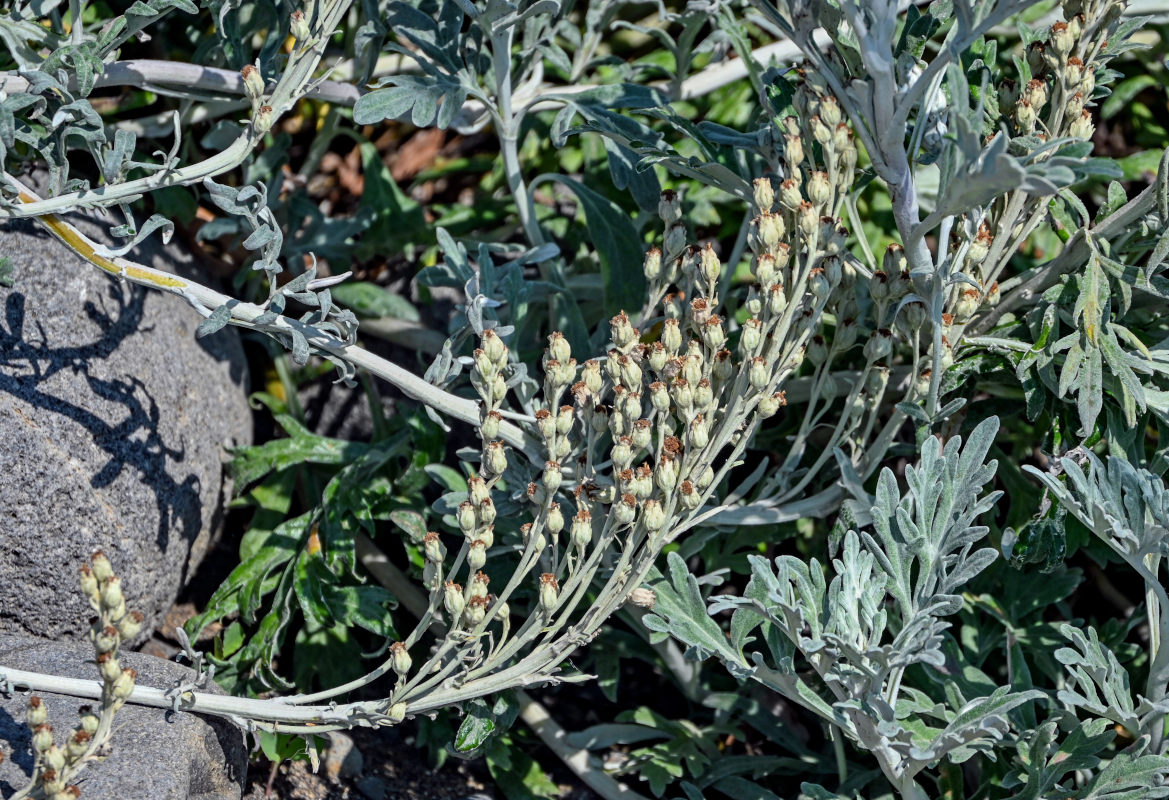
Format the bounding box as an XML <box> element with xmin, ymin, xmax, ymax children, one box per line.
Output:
<box><xmin>0</xmin><ymin>633</ymin><xmax>247</xmax><ymax>799</ymax></box>
<box><xmin>0</xmin><ymin>215</ymin><xmax>252</xmax><ymax>642</ymax></box>
<box><xmin>323</xmin><ymin>730</ymin><xmax>364</xmax><ymax>780</ymax></box>
<box><xmin>356</xmin><ymin>774</ymin><xmax>388</xmax><ymax>800</ymax></box>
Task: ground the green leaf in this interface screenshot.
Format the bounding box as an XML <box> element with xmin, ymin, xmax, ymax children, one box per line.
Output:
<box><xmin>353</xmin><ymin>75</ymin><xmax>468</xmax><ymax>129</ymax></box>
<box><xmin>323</xmin><ymin>584</ymin><xmax>397</xmax><ymax>639</ymax></box>
<box><xmin>642</xmin><ymin>553</ymin><xmax>750</xmax><ymax>675</ymax></box>
<box><xmin>532</xmin><ymin>175</ymin><xmax>645</xmax><ymax>318</ymax></box>
<box><xmin>329</xmin><ymin>282</ymin><xmax>420</xmax><ymax>321</ymax></box>
<box><xmin>453</xmin><ymin>699</ymin><xmax>497</xmax><ymax>754</ymax></box>
<box><xmin>485</xmin><ymin>740</ymin><xmax>560</xmax><ymax>800</ymax></box>
<box><xmin>1078</xmin><ymin>741</ymin><xmax>1169</xmax><ymax>799</ymax></box>
<box><xmin>1102</xmin><ymin>75</ymin><xmax>1159</xmax><ymax>119</ymax></box>
<box><xmin>229</xmin><ymin>428</ymin><xmax>370</xmax><ymax>489</ymax></box>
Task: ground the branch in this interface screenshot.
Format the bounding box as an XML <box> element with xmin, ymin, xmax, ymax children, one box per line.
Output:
<box><xmin>3</xmin><ymin>176</ymin><xmax>539</xmax><ymax>461</ymax></box>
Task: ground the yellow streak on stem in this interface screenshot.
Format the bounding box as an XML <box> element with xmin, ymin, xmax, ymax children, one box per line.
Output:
<box><xmin>16</xmin><ymin>189</ymin><xmax>188</xmax><ymax>290</ymax></box>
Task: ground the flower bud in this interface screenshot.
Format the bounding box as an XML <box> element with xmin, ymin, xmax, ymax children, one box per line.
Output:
<box><xmin>388</xmin><ymin>702</ymin><xmax>408</xmax><ymax>723</ymax></box>
<box><xmin>749</xmin><ymin>357</ymin><xmax>769</xmax><ymax>390</ymax></box>
<box><xmin>483</xmin><ymin>440</ymin><xmax>507</xmax><ymax>477</ymax></box>
<box><xmin>807</xmin><ymin>335</ymin><xmax>828</xmax><ymax>366</ymax></box>
<box><xmin>241</xmin><ymin>64</ymin><xmax>264</xmax><ymax>101</ymax></box>
<box><xmin>699</xmin><ymin>243</ymin><xmax>721</xmax><ymax>285</ymax></box>
<box><xmin>753</xmin><ymin>178</ymin><xmax>775</xmax><ymax>211</ymax></box>
<box><xmin>810</xmin><ymin>115</ymin><xmax>832</xmax><ymax>146</ymax></box>
<box><xmin>701</xmin><ymin>316</ymin><xmax>725</xmax><ymax>351</ymax></box>
<box><xmin>882</xmin><ymin>243</ymin><xmax>906</xmax><ymax>275</ymax></box>
<box><xmin>643</xmin><ymin>248</ymin><xmax>663</xmax><ymax>282</ymax></box>
<box><xmin>767</xmin><ymin>283</ymin><xmax>787</xmax><ymax>316</ymax></box>
<box><xmin>754</xmin><ymin>253</ymin><xmax>778</xmax><ymax>287</ymax></box>
<box><xmin>1014</xmin><ymin>98</ymin><xmax>1036</xmax><ymax>134</ymax></box>
<box><xmin>679</xmin><ymin>480</ymin><xmax>702</xmax><ymax>510</ymax></box>
<box><xmin>864</xmin><ymin>329</ymin><xmax>893</xmax><ymax>362</ymax></box>
<box><xmin>658</xmin><ymin>190</ymin><xmax>682</xmax><ymax>223</ymax></box>
<box><xmin>954</xmin><ymin>288</ymin><xmax>981</xmax><ymax>323</ymax></box>
<box><xmin>78</xmin><ymin>708</ymin><xmax>99</xmax><ymax>736</ymax></box>
<box><xmin>655</xmin><ymin>456</ymin><xmax>679</xmax><ymax>491</ymax></box>
<box><xmin>611</xmin><ymin>312</ymin><xmax>637</xmax><ymax>352</ymax></box>
<box><xmin>620</xmin><ymin>390</ymin><xmax>642</xmax><ymax>422</ymax></box>
<box><xmin>757</xmin><ymin>392</ymin><xmax>781</xmax><ymax>418</ymax></box>
<box><xmin>756</xmin><ymin>213</ymin><xmax>784</xmax><ymax>251</ymax></box>
<box><xmin>539</xmin><ymin>574</ymin><xmax>560</xmax><ymax>614</ymax></box>
<box><xmin>1049</xmin><ymin>21</ymin><xmax>1073</xmax><ymax>58</ymax></box>
<box><xmin>670</xmin><ymin>378</ymin><xmax>694</xmax><ymax>411</ymax></box>
<box><xmin>100</xmin><ymin>576</ymin><xmax>123</xmax><ymax>611</ymax></box>
<box><xmin>444</xmin><ymin>581</ymin><xmax>465</xmax><ymax>618</ymax></box>
<box><xmin>390</xmin><ymin>641</ymin><xmax>412</xmax><ymax>677</ymax></box>
<box><xmin>659</xmin><ymin>319</ymin><xmax>683</xmax><ymax>357</ymax></box>
<box><xmin>97</xmin><ymin>652</ymin><xmax>121</xmax><ymax>683</ymax></box>
<box><xmin>111</xmin><ymin>667</ymin><xmax>136</xmax><ymax>700</ymax></box>
<box><xmin>542</xmin><ymin>461</ymin><xmax>562</xmax><ymax>493</ymax></box>
<box><xmin>642</xmin><ymin>499</ymin><xmax>666</xmax><ymax>531</ymax></box>
<box><xmin>556</xmin><ymin>405</ymin><xmax>574</xmax><ymax>435</ymax></box>
<box><xmin>469</xmin><ymin>476</ymin><xmax>490</xmax><ymax>506</ymax></box>
<box><xmin>547</xmin><ymin>331</ymin><xmax>571</xmax><ymax>365</ymax></box>
<box><xmin>91</xmin><ymin>551</ymin><xmax>113</xmax><ymax>583</ymax></box>
<box><xmin>467</xmin><ymin>539</ymin><xmax>487</xmax><ymax>572</ymax></box>
<box><xmin>253</xmin><ymin>104</ymin><xmax>274</xmax><ymax>135</ymax></box>
<box><xmin>694</xmin><ymin>378</ymin><xmax>714</xmax><ymax>410</ymax></box>
<box><xmin>1026</xmin><ymin>41</ymin><xmax>1048</xmax><ymax>76</ymax></box>
<box><xmin>915</xmin><ymin>368</ymin><xmax>933</xmax><ymax>398</ymax></box>
<box><xmin>79</xmin><ymin>564</ymin><xmax>99</xmax><ymax>604</ymax></box>
<box><xmin>423</xmin><ymin>532</ymin><xmax>446</xmax><ymax>564</ymax></box>
<box><xmin>469</xmin><ymin>571</ymin><xmax>489</xmax><ymax>601</ymax></box>
<box><xmin>784</xmin><ymin>133</ymin><xmax>804</xmax><ymax>166</ymax></box>
<box><xmin>618</xmin><ymin>356</ymin><xmax>642</xmax><ymax>389</ymax></box>
<box><xmin>94</xmin><ymin>625</ymin><xmax>119</xmax><ymax>654</ymax></box>
<box><xmin>582</xmin><ymin>360</ymin><xmax>603</xmax><ymax>394</ymax></box>
<box><xmin>457</xmin><ymin>501</ymin><xmax>477</xmax><ymax>536</ymax></box>
<box><xmin>475</xmin><ymin>405</ymin><xmax>500</xmax><ymax>437</ymax></box>
<box><xmin>66</xmin><ymin>729</ymin><xmax>91</xmax><ymax>761</ymax></box>
<box><xmin>1023</xmin><ymin>78</ymin><xmax>1047</xmax><ymax>111</ymax></box>
<box><xmin>1068</xmin><ymin>109</ymin><xmax>1094</xmax><ymax>140</ymax></box>
<box><xmin>490</xmin><ymin>373</ymin><xmax>507</xmax><ymax>404</ymax></box>
<box><xmin>572</xmin><ymin>510</ymin><xmax>592</xmax><ymax>551</ymax></box>
<box><xmin>833</xmin><ymin>123</ymin><xmax>851</xmax><ymax>154</ymax></box>
<box><xmin>546</xmin><ymin>502</ymin><xmax>565</xmax><ymax>535</ymax></box>
<box><xmin>664</xmin><ymin>223</ymin><xmax>687</xmax><ymax>258</ymax></box>
<box><xmin>646</xmin><ymin>342</ymin><xmax>668</xmax><ymax>373</ymax></box>
<box><xmin>44</xmin><ymin>745</ymin><xmax>66</xmax><ymax>773</ymax></box>
<box><xmin>797</xmin><ymin>202</ymin><xmax>818</xmax><ymax>238</ymax></box>
<box><xmin>27</xmin><ymin>696</ymin><xmax>48</xmax><ymax>727</ymax></box>
<box><xmin>626</xmin><ymin>588</ymin><xmax>656</xmax><ymax>609</ymax></box>
<box><xmin>779</xmin><ymin>178</ymin><xmax>802</xmax><ymax>211</ymax></box>
<box><xmin>614</xmin><ymin>494</ymin><xmax>638</xmax><ymax>526</ymax></box>
<box><xmin>808</xmin><ymin>267</ymin><xmax>829</xmax><ymax>301</ymax></box>
<box><xmin>688</xmin><ymin>415</ymin><xmax>710</xmax><ymax>449</ymax></box>
<box><xmin>901</xmin><ymin>302</ymin><xmax>927</xmax><ymax>332</ymax></box>
<box><xmin>481</xmin><ymin>328</ymin><xmax>508</xmax><ymax>368</ymax></box>
<box><xmin>463</xmin><ymin>596</ymin><xmax>488</xmax><ymax>627</ymax></box>
<box><xmin>740</xmin><ymin>317</ymin><xmax>762</xmax><ymax>356</ymax></box>
<box><xmin>32</xmin><ymin>723</ymin><xmax>54</xmax><ymax>753</ymax></box>
<box><xmin>522</xmin><ymin>522</ymin><xmax>546</xmax><ymax>551</ymax></box>
<box><xmin>807</xmin><ymin>171</ymin><xmax>831</xmax><ymax>207</ymax></box>
<box><xmin>646</xmin><ymin>381</ymin><xmax>668</xmax><ymax>413</ymax></box>
<box><xmin>290</xmin><ymin>9</ymin><xmax>310</xmax><ymax>41</ymax></box>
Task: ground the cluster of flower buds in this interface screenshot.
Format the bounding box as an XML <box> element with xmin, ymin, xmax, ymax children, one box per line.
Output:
<box><xmin>472</xmin><ymin>328</ymin><xmax>510</xmax><ymax>479</ymax></box>
<box><xmin>17</xmin><ymin>555</ymin><xmax>143</xmax><ymax>799</ymax></box>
